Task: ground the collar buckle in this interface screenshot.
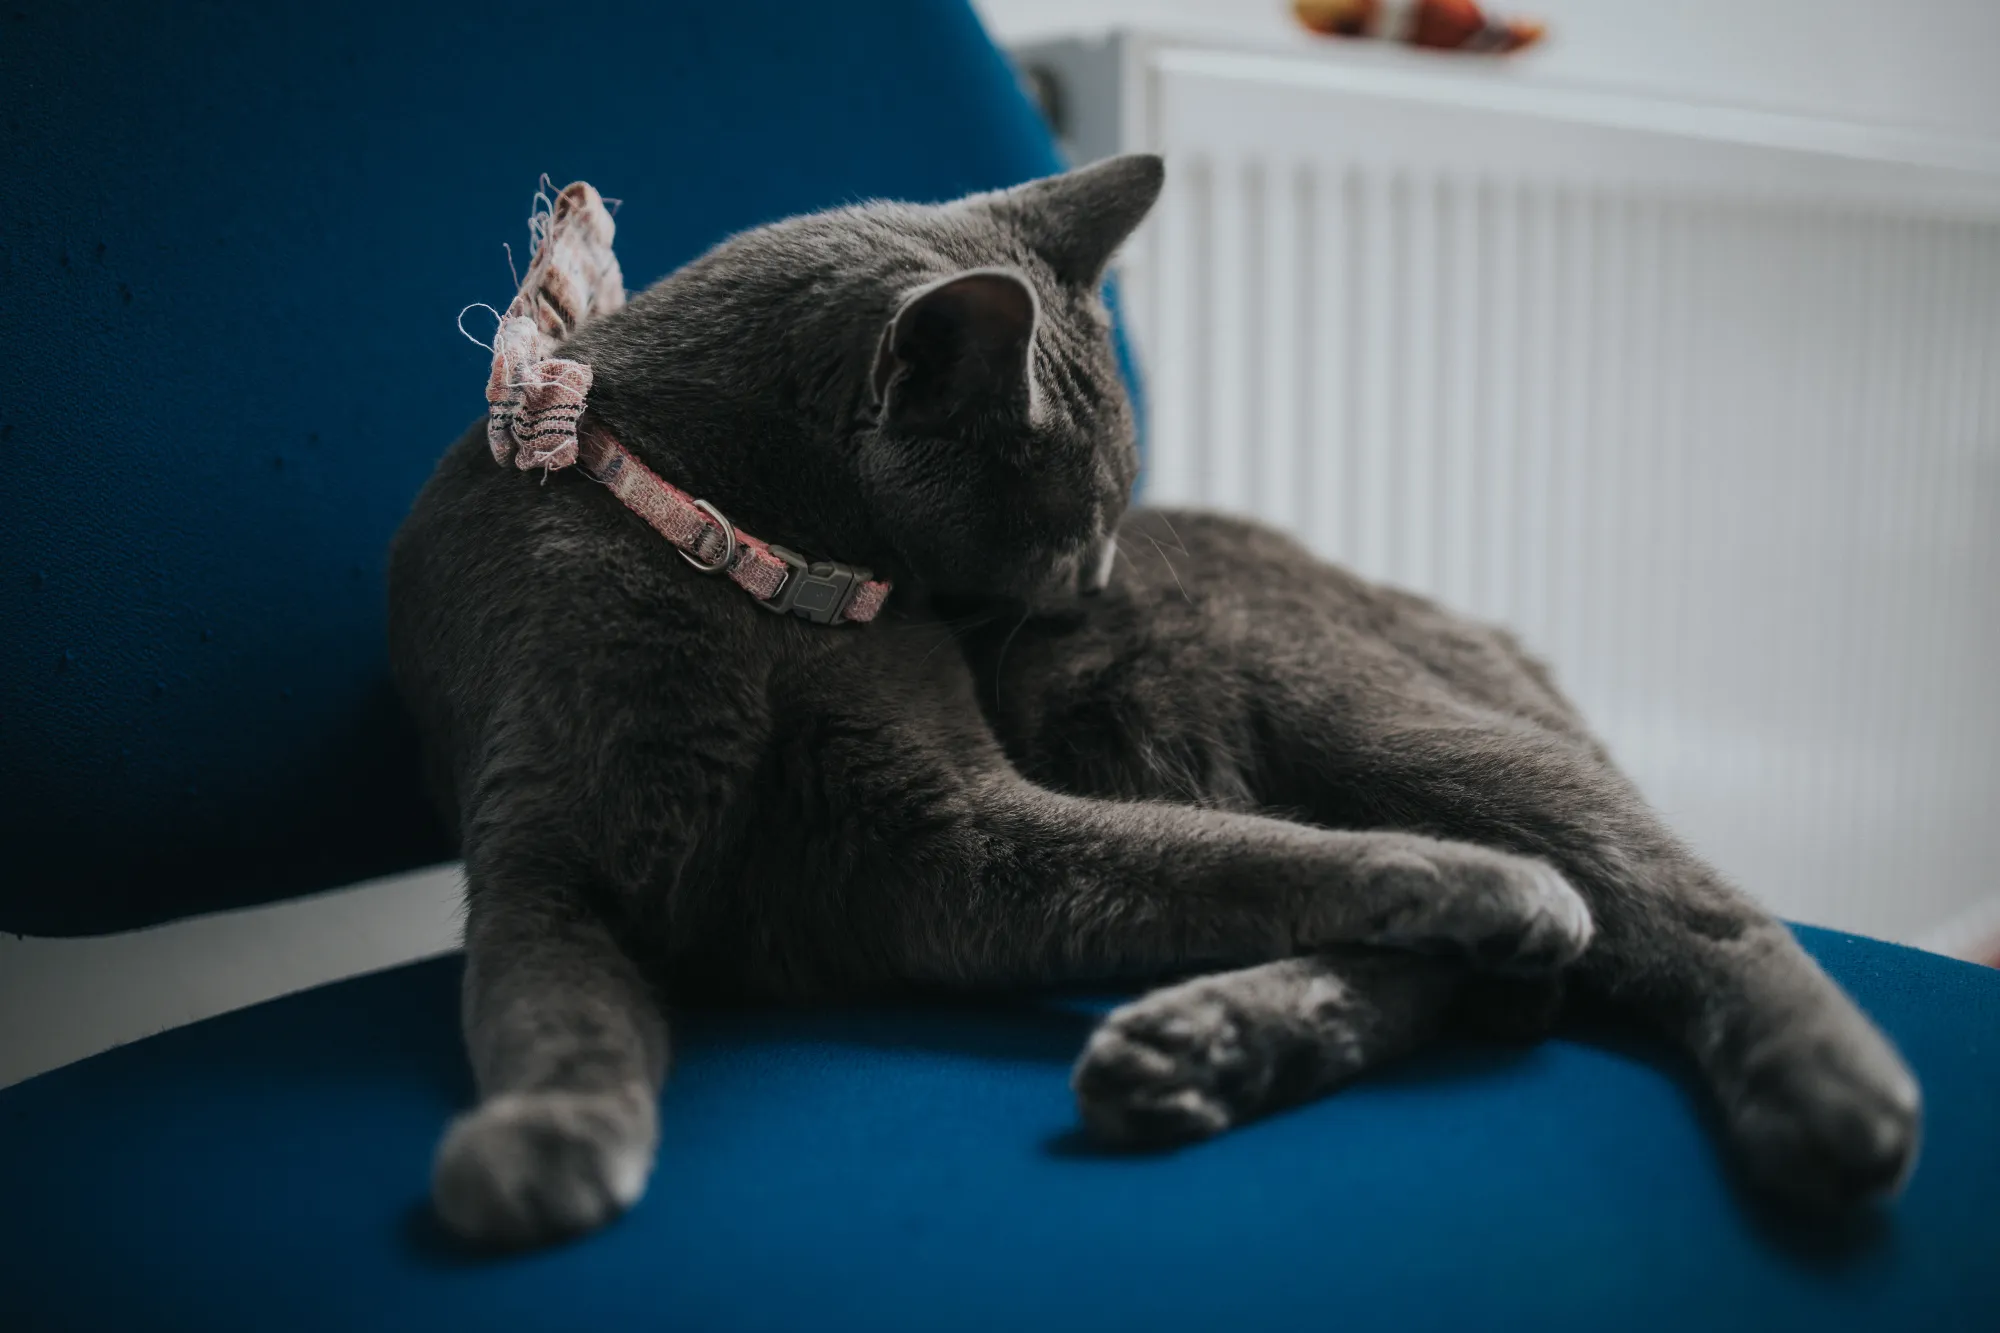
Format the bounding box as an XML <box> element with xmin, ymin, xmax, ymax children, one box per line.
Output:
<box><xmin>763</xmin><ymin>546</ymin><xmax>867</xmax><ymax>625</ymax></box>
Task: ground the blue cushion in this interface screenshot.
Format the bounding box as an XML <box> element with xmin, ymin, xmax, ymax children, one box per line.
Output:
<box><xmin>3</xmin><ymin>925</ymin><xmax>1995</xmax><ymax>1330</ymax></box>
<box><xmin>0</xmin><ymin>0</ymin><xmax>1067</xmax><ymax>934</ymax></box>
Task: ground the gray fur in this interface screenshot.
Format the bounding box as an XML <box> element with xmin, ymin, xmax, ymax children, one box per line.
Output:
<box><xmin>389</xmin><ymin>155</ymin><xmax>1919</xmax><ymax>1248</ymax></box>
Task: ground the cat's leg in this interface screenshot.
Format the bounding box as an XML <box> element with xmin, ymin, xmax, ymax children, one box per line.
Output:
<box><xmin>430</xmin><ymin>853</ymin><xmax>668</xmax><ymax>1249</ymax></box>
<box><xmin>1583</xmin><ymin>852</ymin><xmax>1920</xmax><ymax>1209</ymax></box>
<box><xmin>1071</xmin><ymin>949</ymin><xmax>1479</xmax><ymax>1145</ymax></box>
<box><xmin>874</xmin><ymin>779</ymin><xmax>1593</xmax><ymax>986</ymax></box>
<box><xmin>1282</xmin><ymin>706</ymin><xmax>1921</xmax><ymax>1207</ymax></box>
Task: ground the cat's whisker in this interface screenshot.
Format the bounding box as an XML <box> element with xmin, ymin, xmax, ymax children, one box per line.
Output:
<box><xmin>1145</xmin><ymin>535</ymin><xmax>1193</xmax><ymax>605</ymax></box>
<box><xmin>916</xmin><ymin>610</ymin><xmax>1005</xmax><ymax>668</ymax></box>
<box><xmin>1151</xmin><ymin>511</ymin><xmax>1192</xmax><ymax>556</ymax></box>
<box><xmin>991</xmin><ymin>610</ymin><xmax>1032</xmax><ymax>709</ymax></box>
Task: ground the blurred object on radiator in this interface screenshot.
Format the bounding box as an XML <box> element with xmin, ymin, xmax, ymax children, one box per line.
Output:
<box><xmin>1294</xmin><ymin>0</ymin><xmax>1546</xmax><ymax>53</ymax></box>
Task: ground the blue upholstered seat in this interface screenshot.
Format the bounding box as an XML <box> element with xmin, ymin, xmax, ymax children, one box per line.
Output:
<box><xmin>0</xmin><ymin>0</ymin><xmax>1067</xmax><ymax>935</ymax></box>
<box><xmin>4</xmin><ymin>927</ymin><xmax>1998</xmax><ymax>1331</ymax></box>
<box><xmin>3</xmin><ymin>2</ymin><xmax>1996</xmax><ymax>1328</ymax></box>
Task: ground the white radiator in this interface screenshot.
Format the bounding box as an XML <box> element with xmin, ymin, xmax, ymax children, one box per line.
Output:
<box><xmin>1018</xmin><ymin>34</ymin><xmax>2000</xmax><ymax>952</ymax></box>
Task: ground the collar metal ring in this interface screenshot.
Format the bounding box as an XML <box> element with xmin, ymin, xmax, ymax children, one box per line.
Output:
<box><xmin>681</xmin><ymin>499</ymin><xmax>737</xmax><ymax>574</ymax></box>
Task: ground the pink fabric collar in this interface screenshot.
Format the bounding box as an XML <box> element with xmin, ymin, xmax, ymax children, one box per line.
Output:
<box><xmin>576</xmin><ymin>425</ymin><xmax>890</xmax><ymax>624</ymax></box>
<box><xmin>483</xmin><ymin>181</ymin><xmax>890</xmax><ymax>626</ymax></box>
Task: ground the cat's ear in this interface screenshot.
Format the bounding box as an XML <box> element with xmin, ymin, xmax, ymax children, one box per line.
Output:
<box><xmin>871</xmin><ymin>268</ymin><xmax>1037</xmax><ymax>432</ymax></box>
<box><xmin>979</xmin><ymin>154</ymin><xmax>1164</xmax><ymax>287</ymax></box>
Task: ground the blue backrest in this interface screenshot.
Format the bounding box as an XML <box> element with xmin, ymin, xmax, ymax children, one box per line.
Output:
<box><xmin>0</xmin><ymin>1</ymin><xmax>1067</xmax><ymax>934</ymax></box>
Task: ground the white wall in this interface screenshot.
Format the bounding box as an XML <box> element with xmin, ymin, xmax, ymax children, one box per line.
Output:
<box><xmin>975</xmin><ymin>0</ymin><xmax>2000</xmax><ymax>142</ymax></box>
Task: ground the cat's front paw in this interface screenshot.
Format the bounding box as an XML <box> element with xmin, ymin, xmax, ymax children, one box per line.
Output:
<box><xmin>432</xmin><ymin>1088</ymin><xmax>657</xmax><ymax>1249</ymax></box>
<box><xmin>1366</xmin><ymin>843</ymin><xmax>1594</xmax><ymax>975</ymax></box>
<box><xmin>1727</xmin><ymin>1024</ymin><xmax>1922</xmax><ymax>1209</ymax></box>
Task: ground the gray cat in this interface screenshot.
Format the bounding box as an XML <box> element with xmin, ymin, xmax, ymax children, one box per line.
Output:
<box><xmin>388</xmin><ymin>155</ymin><xmax>1920</xmax><ymax>1249</ymax></box>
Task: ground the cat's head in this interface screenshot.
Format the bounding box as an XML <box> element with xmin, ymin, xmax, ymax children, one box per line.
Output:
<box><xmin>568</xmin><ymin>155</ymin><xmax>1164</xmax><ymax>608</ymax></box>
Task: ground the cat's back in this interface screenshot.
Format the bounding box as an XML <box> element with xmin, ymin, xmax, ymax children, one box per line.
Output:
<box><xmin>1107</xmin><ymin>507</ymin><xmax>1589</xmax><ymax>736</ymax></box>
<box><xmin>1112</xmin><ymin>507</ymin><xmax>1479</xmax><ymax>641</ymax></box>
<box><xmin>388</xmin><ymin>423</ymin><xmax>599</xmax><ymax>706</ymax></box>
<box><xmin>387</xmin><ymin>424</ymin><xmax>767</xmax><ymax>809</ymax></box>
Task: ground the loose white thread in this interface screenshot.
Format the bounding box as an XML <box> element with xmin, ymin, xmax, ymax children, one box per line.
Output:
<box><xmin>455</xmin><ymin>302</ymin><xmax>502</xmax><ymax>353</ymax></box>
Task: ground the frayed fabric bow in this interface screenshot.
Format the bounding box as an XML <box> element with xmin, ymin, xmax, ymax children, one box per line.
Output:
<box><xmin>484</xmin><ymin>182</ymin><xmax>624</xmax><ymax>473</ymax></box>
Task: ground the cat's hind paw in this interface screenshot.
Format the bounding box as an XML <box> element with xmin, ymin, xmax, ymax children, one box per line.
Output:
<box><xmin>1073</xmin><ymin>964</ymin><xmax>1376</xmax><ymax>1149</ymax></box>
<box><xmin>1073</xmin><ymin>991</ymin><xmax>1253</xmax><ymax>1147</ymax></box>
<box><xmin>1728</xmin><ymin>1024</ymin><xmax>1922</xmax><ymax>1209</ymax></box>
<box><xmin>432</xmin><ymin>1088</ymin><xmax>657</xmax><ymax>1249</ymax></box>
